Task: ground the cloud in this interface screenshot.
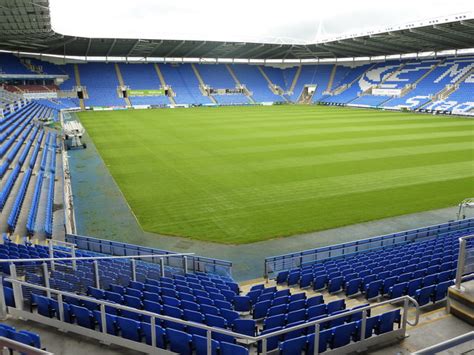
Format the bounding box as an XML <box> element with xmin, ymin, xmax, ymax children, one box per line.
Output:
<box><xmin>49</xmin><ymin>0</ymin><xmax>474</xmax><ymax>44</ymax></box>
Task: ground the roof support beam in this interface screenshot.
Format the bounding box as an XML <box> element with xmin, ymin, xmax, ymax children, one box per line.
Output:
<box><xmin>165</xmin><ymin>40</ymin><xmax>186</xmax><ymax>57</ymax></box>
<box><xmin>228</xmin><ymin>44</ymin><xmax>265</xmax><ymax>59</ymax></box>
<box><xmin>408</xmin><ymin>28</ymin><xmax>471</xmax><ymax>48</ymax></box>
<box><xmin>354</xmin><ymin>37</ymin><xmax>416</xmax><ymax>54</ymax></box>
<box><xmin>41</xmin><ymin>36</ymin><xmax>77</xmax><ymax>53</ymax></box>
<box><xmin>460</xmin><ymin>20</ymin><xmax>474</xmax><ymax>29</ymax></box>
<box><xmin>183</xmin><ymin>41</ymin><xmax>207</xmax><ymax>57</ymax></box>
<box><xmin>434</xmin><ymin>24</ymin><xmax>474</xmax><ymax>42</ymax></box>
<box><xmin>254</xmin><ymin>45</ymin><xmax>284</xmax><ymax>59</ymax></box>
<box><xmin>321</xmin><ymin>42</ymin><xmax>370</xmax><ymax>57</ymax></box>
<box><xmin>337</xmin><ymin>40</ymin><xmax>388</xmax><ymax>55</ymax></box>
<box><xmin>85</xmin><ymin>38</ymin><xmax>92</xmax><ymax>57</ymax></box>
<box><xmin>106</xmin><ymin>39</ymin><xmax>117</xmax><ymax>57</ymax></box>
<box><xmin>267</xmin><ymin>46</ymin><xmax>294</xmax><ymax>59</ymax></box>
<box><xmin>148</xmin><ymin>41</ymin><xmax>164</xmax><ymax>56</ymax></box>
<box><xmin>126</xmin><ymin>40</ymin><xmax>141</xmax><ymax>57</ymax></box>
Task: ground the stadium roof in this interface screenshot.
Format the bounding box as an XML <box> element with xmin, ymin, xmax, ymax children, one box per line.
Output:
<box><xmin>1</xmin><ymin>0</ymin><xmax>474</xmax><ymax>60</ymax></box>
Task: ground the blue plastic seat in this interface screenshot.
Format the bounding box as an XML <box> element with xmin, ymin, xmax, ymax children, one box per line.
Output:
<box><xmin>286</xmin><ymin>309</ymin><xmax>306</xmax><ymax>324</ymax></box>
<box><xmin>307</xmin><ymin>329</ymin><xmax>332</xmax><ymax>354</ymax></box>
<box><xmin>201</xmin><ymin>304</ymin><xmax>220</xmax><ymax>316</ymax></box>
<box><xmin>36</xmin><ymin>295</ymin><xmax>53</xmax><ymax>318</ymax></box>
<box><xmin>141</xmin><ymin>322</ymin><xmax>166</xmax><ymax>348</ymax></box>
<box><xmin>126</xmin><ymin>288</ymin><xmax>142</xmax><ymax>299</ymax></box>
<box><xmin>220</xmin><ymin>341</ymin><xmax>249</xmax><ymax>355</ymax></box>
<box><xmin>299</xmin><ymin>273</ymin><xmax>313</xmax><ymax>288</ymax></box>
<box><xmin>70</xmin><ymin>304</ymin><xmax>95</xmax><ymax>329</ymax></box>
<box><xmin>109</xmin><ymin>284</ymin><xmax>125</xmax><ymax>295</ymax></box>
<box><xmin>288</xmin><ymin>299</ymin><xmax>306</xmax><ymax>313</ymax></box>
<box><xmin>307</xmin><ymin>304</ymin><xmax>326</xmax><ymax>319</ymax></box>
<box><xmin>279</xmin><ymin>335</ymin><xmax>306</xmax><ymax>355</ymax></box>
<box><xmin>233</xmin><ymin>296</ymin><xmax>251</xmax><ymax>312</ymax></box>
<box><xmin>313</xmin><ymin>275</ymin><xmax>328</xmax><ymax>291</ymax></box>
<box><xmin>422</xmin><ymin>273</ymin><xmax>437</xmax><ymax>286</ymax></box>
<box><xmin>214</xmin><ymin>299</ymin><xmax>232</xmax><ymax>310</ymax></box>
<box><xmin>327</xmin><ymin>299</ymin><xmax>345</xmax><ymax>314</ymax></box>
<box><xmin>433</xmin><ymin>280</ymin><xmax>453</xmax><ymax>302</ymax></box>
<box><xmin>193</xmin><ymin>334</ymin><xmax>219</xmax><ymax>355</ymax></box>
<box><xmin>406</xmin><ymin>278</ymin><xmax>423</xmax><ymax>297</ymax></box>
<box><xmin>332</xmin><ymin>322</ymin><xmax>357</xmax><ymax>348</ymax></box>
<box><xmin>365</xmin><ymin>280</ymin><xmax>383</xmax><ymax>300</ymax></box>
<box><xmin>246</xmin><ymin>290</ymin><xmax>262</xmax><ymax>305</ymax></box>
<box><xmin>415</xmin><ymin>285</ymin><xmax>435</xmax><ymax>307</ymax></box>
<box><xmin>271</xmin><ymin>296</ymin><xmax>289</xmax><ymax>307</ymax></box>
<box><xmin>287</xmin><ymin>272</ymin><xmax>300</xmax><ymax>286</ymax></box>
<box><xmin>437</xmin><ymin>271</ymin><xmax>451</xmax><ymax>283</ymax></box>
<box><xmin>257</xmin><ymin>326</ymin><xmax>282</xmax><ymax>353</ymax></box>
<box><xmin>167</xmin><ymin>328</ymin><xmax>193</xmax><ymax>355</ymax></box>
<box><xmin>117</xmin><ymin>316</ymin><xmax>141</xmax><ymax>341</ymax></box>
<box><xmin>220</xmin><ymin>309</ymin><xmax>239</xmax><ymax>324</ymax></box>
<box><xmin>328</xmin><ymin>276</ymin><xmax>344</xmax><ymax>294</ymax></box>
<box><xmin>232</xmin><ymin>319</ymin><xmax>256</xmax><ymax>336</ymax></box>
<box><xmin>276</xmin><ymin>271</ymin><xmax>289</xmax><ymax>284</ymax></box>
<box><xmin>388</xmin><ymin>282</ymin><xmax>407</xmax><ymax>298</ymax></box>
<box><xmin>267</xmin><ymin>304</ymin><xmax>288</xmax><ymax>317</ymax></box>
<box><xmin>205</xmin><ymin>314</ymin><xmax>227</xmax><ymax>328</ymax></box>
<box><xmin>354</xmin><ymin>316</ymin><xmax>380</xmax><ymax>340</ymax></box>
<box><xmin>376</xmin><ymin>309</ymin><xmax>401</xmax><ymax>334</ymax></box>
<box><xmin>382</xmin><ymin>276</ymin><xmax>398</xmax><ymax>295</ymax></box>
<box><xmin>143</xmin><ymin>300</ymin><xmax>162</xmax><ymax>314</ymax></box>
<box><xmin>306</xmin><ymin>295</ymin><xmax>324</xmax><ymax>308</ymax></box>
<box><xmin>253</xmin><ymin>300</ymin><xmax>271</xmax><ymax>319</ymax></box>
<box><xmin>93</xmin><ymin>310</ymin><xmax>118</xmax><ymax>335</ymax></box>
<box><xmin>263</xmin><ymin>314</ymin><xmax>286</xmax><ymax>330</ymax></box>
<box><xmin>345</xmin><ymin>278</ymin><xmax>362</xmax><ymax>297</ymax></box>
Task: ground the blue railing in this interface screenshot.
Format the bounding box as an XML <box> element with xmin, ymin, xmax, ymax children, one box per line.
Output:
<box><xmin>264</xmin><ymin>218</ymin><xmax>474</xmax><ymax>279</ymax></box>
<box><xmin>65</xmin><ymin>233</ymin><xmax>233</xmax><ymax>278</ymax></box>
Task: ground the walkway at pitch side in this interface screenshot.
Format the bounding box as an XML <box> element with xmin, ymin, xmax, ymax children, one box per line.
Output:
<box><xmin>67</xmin><ymin>129</ymin><xmax>461</xmax><ymax>281</ymax></box>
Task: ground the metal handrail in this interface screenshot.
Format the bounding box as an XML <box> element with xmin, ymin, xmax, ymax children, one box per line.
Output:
<box><xmin>3</xmin><ymin>277</ymin><xmax>420</xmax><ymax>355</ymax></box>
<box><xmin>264</xmin><ymin>219</ymin><xmax>474</xmax><ymax>279</ymax></box>
<box><xmin>0</xmin><ymin>336</ymin><xmax>53</xmax><ymax>355</ymax></box>
<box><xmin>0</xmin><ymin>252</ymin><xmax>195</xmax><ymax>264</ymax></box>
<box><xmin>412</xmin><ymin>331</ymin><xmax>474</xmax><ymax>354</ymax></box>
<box><xmin>454</xmin><ymin>234</ymin><xmax>474</xmax><ymax>290</ymax></box>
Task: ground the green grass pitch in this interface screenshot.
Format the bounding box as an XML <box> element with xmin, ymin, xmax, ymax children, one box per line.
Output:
<box><xmin>78</xmin><ymin>105</ymin><xmax>474</xmax><ymax>244</ymax></box>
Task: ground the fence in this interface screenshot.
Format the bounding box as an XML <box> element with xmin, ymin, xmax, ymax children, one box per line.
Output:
<box><xmin>264</xmin><ymin>218</ymin><xmax>474</xmax><ymax>279</ymax></box>
<box><xmin>0</xmin><ymin>336</ymin><xmax>53</xmax><ymax>355</ymax></box>
<box><xmin>1</xmin><ymin>273</ymin><xmax>420</xmax><ymax>355</ymax></box>
<box><xmin>66</xmin><ymin>233</ymin><xmax>233</xmax><ymax>278</ymax></box>
<box><xmin>454</xmin><ymin>234</ymin><xmax>474</xmax><ymax>290</ymax></box>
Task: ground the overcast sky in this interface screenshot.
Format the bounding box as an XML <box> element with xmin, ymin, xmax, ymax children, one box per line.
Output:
<box><xmin>49</xmin><ymin>0</ymin><xmax>473</xmax><ymax>44</ymax></box>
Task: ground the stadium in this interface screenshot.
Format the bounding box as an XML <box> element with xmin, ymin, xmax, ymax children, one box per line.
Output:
<box><xmin>0</xmin><ymin>0</ymin><xmax>473</xmax><ymax>353</ymax></box>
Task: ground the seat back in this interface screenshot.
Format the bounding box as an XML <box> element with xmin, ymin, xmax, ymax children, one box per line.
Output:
<box><xmin>279</xmin><ymin>335</ymin><xmax>307</xmax><ymax>355</ymax></box>
<box><xmin>167</xmin><ymin>328</ymin><xmax>192</xmax><ymax>355</ymax></box>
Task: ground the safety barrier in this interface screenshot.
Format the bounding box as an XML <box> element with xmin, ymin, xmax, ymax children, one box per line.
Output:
<box><xmin>66</xmin><ymin>233</ymin><xmax>233</xmax><ymax>277</ymax></box>
<box><xmin>264</xmin><ymin>219</ymin><xmax>474</xmax><ymax>279</ymax></box>
<box><xmin>1</xmin><ymin>270</ymin><xmax>419</xmax><ymax>355</ymax></box>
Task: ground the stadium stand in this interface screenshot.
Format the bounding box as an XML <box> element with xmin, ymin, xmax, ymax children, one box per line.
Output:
<box><xmin>1</xmin><ymin>52</ymin><xmax>473</xmax><ymax>112</ymax></box>
<box><xmin>0</xmin><ymin>101</ymin><xmax>60</xmax><ymax>239</ymax></box>
<box><xmin>0</xmin><ymin>237</ymin><xmax>415</xmax><ymax>355</ymax></box>
<box><xmin>271</xmin><ymin>219</ymin><xmax>473</xmax><ymax>307</ymax></box>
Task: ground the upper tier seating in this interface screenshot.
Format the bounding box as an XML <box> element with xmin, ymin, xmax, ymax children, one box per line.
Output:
<box><xmin>232</xmin><ymin>65</ymin><xmax>281</xmax><ymax>102</ymax></box>
<box><xmin>119</xmin><ymin>63</ymin><xmax>170</xmax><ymax>106</ymax></box>
<box><xmin>160</xmin><ymin>64</ymin><xmax>212</xmax><ymax>105</ymax></box>
<box><xmin>0</xmin><ymin>54</ymin><xmax>33</xmax><ymax>75</ymax></box>
<box><xmin>78</xmin><ymin>63</ymin><xmax>125</xmax><ymax>107</ymax></box>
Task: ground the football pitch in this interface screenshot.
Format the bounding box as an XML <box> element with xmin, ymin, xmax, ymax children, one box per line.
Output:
<box><xmin>77</xmin><ymin>105</ymin><xmax>474</xmax><ymax>244</ymax></box>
